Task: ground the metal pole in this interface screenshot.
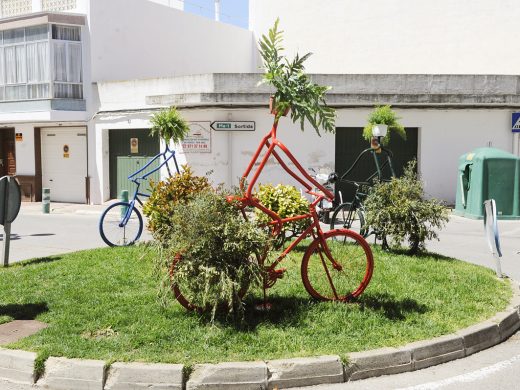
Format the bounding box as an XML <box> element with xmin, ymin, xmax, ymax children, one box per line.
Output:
<box><xmin>215</xmin><ymin>0</ymin><xmax>221</xmax><ymax>21</ymax></box>
<box><xmin>2</xmin><ymin>177</ymin><xmax>11</xmax><ymax>267</ymax></box>
<box><xmin>42</xmin><ymin>188</ymin><xmax>50</xmax><ymax>214</ymax></box>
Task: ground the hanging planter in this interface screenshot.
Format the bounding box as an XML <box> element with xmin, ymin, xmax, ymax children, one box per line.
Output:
<box><xmin>269</xmin><ymin>96</ymin><xmax>290</xmax><ymax>117</ymax></box>
<box><xmin>363</xmin><ymin>105</ymin><xmax>406</xmax><ymax>145</ymax></box>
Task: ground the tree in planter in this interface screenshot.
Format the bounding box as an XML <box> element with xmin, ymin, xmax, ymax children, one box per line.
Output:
<box><xmin>363</xmin><ymin>160</ymin><xmax>449</xmax><ymax>255</ymax></box>
<box><xmin>258</xmin><ymin>18</ymin><xmax>336</xmax><ymax>135</ymax></box>
<box><xmin>362</xmin><ymin>105</ymin><xmax>406</xmax><ymax>145</ymax></box>
<box><xmin>149</xmin><ymin>106</ymin><xmax>190</xmax><ymax>145</ymax></box>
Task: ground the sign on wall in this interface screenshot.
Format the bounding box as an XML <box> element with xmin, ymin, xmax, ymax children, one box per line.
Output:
<box><xmin>210</xmin><ymin>121</ymin><xmax>255</xmax><ymax>131</ymax></box>
<box><xmin>512</xmin><ymin>113</ymin><xmax>520</xmax><ymax>132</ymax></box>
<box><xmin>63</xmin><ymin>145</ymin><xmax>70</xmax><ymax>158</ymax></box>
<box><xmin>130</xmin><ymin>138</ymin><xmax>139</xmax><ymax>154</ymax></box>
<box><xmin>181</xmin><ymin>122</ymin><xmax>211</xmax><ymax>153</ymax></box>
<box><xmin>15</xmin><ymin>133</ymin><xmax>22</xmax><ymax>142</ymax></box>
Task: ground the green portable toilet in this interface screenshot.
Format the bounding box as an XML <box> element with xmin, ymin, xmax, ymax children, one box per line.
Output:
<box><xmin>454</xmin><ymin>147</ymin><xmax>520</xmax><ymax>219</ymax></box>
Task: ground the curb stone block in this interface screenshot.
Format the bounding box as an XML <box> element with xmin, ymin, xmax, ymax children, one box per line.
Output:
<box><xmin>267</xmin><ymin>355</ymin><xmax>344</xmax><ymax>389</ymax></box>
<box><xmin>405</xmin><ymin>334</ymin><xmax>464</xmax><ymax>370</ymax></box>
<box><xmin>37</xmin><ymin>357</ymin><xmax>105</xmax><ymax>390</ymax></box>
<box><xmin>345</xmin><ymin>348</ymin><xmax>411</xmax><ymax>381</ymax></box>
<box><xmin>187</xmin><ymin>361</ymin><xmax>267</xmax><ymax>390</ymax></box>
<box><xmin>105</xmin><ymin>362</ymin><xmax>184</xmax><ymax>390</ymax></box>
<box><xmin>457</xmin><ymin>322</ymin><xmax>500</xmax><ymax>356</ymax></box>
<box><xmin>0</xmin><ymin>349</ymin><xmax>37</xmax><ymax>384</ymax></box>
<box><xmin>493</xmin><ymin>310</ymin><xmax>520</xmax><ymax>341</ymax></box>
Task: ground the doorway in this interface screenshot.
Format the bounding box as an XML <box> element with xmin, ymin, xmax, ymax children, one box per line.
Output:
<box><xmin>335</xmin><ymin>127</ymin><xmax>419</xmax><ymax>202</ymax></box>
<box><xmin>0</xmin><ymin>128</ymin><xmax>16</xmax><ymax>177</ymax></box>
<box><xmin>109</xmin><ymin>129</ymin><xmax>160</xmax><ymax>199</ymax></box>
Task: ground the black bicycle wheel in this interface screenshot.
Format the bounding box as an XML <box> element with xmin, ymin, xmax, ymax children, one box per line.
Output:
<box><xmin>99</xmin><ymin>201</ymin><xmax>143</xmax><ymax>247</ymax></box>
<box><xmin>329</xmin><ymin>202</ymin><xmax>367</xmax><ymax>237</ymax></box>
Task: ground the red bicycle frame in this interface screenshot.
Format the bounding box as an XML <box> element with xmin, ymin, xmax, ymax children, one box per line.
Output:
<box><xmin>233</xmin><ymin>118</ymin><xmax>341</xmax><ymax>284</ymax></box>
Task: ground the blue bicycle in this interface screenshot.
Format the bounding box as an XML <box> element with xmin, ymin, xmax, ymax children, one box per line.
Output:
<box><xmin>99</xmin><ymin>144</ymin><xmax>180</xmax><ymax>247</ymax></box>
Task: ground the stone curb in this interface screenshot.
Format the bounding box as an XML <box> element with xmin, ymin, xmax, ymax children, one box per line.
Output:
<box><xmin>105</xmin><ymin>362</ymin><xmax>184</xmax><ymax>390</ymax></box>
<box><xmin>0</xmin><ymin>282</ymin><xmax>518</xmax><ymax>389</ymax></box>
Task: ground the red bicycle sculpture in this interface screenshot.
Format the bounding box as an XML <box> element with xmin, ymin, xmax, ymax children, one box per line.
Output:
<box><xmin>172</xmin><ymin>115</ymin><xmax>374</xmax><ymax>310</ymax></box>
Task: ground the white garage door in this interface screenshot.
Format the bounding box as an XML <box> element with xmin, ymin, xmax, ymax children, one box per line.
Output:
<box><xmin>41</xmin><ymin>127</ymin><xmax>87</xmax><ymax>203</ymax></box>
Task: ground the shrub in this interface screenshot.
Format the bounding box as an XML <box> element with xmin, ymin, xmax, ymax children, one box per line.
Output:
<box><xmin>143</xmin><ymin>166</ymin><xmax>211</xmax><ymax>244</ymax></box>
<box><xmin>164</xmin><ymin>190</ymin><xmax>270</xmax><ymax>320</ymax></box>
<box><xmin>254</xmin><ymin>184</ymin><xmax>310</xmax><ymax>238</ymax></box>
<box><xmin>363</xmin><ymin>161</ymin><xmax>449</xmax><ymax>254</ymax></box>
<box><xmin>149</xmin><ymin>107</ymin><xmax>190</xmax><ymax>144</ymax></box>
<box><xmin>362</xmin><ymin>105</ymin><xmax>406</xmax><ymax>145</ymax></box>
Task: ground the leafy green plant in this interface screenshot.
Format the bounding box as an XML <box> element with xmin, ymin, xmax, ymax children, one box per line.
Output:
<box><xmin>254</xmin><ymin>183</ymin><xmax>310</xmax><ymax>238</ymax></box>
<box><xmin>362</xmin><ymin>105</ymin><xmax>406</xmax><ymax>145</ymax></box>
<box><xmin>143</xmin><ymin>166</ymin><xmax>211</xmax><ymax>244</ymax></box>
<box><xmin>165</xmin><ymin>190</ymin><xmax>270</xmax><ymax>321</ymax></box>
<box><xmin>364</xmin><ymin>161</ymin><xmax>449</xmax><ymax>254</ymax></box>
<box><xmin>149</xmin><ymin>107</ymin><xmax>190</xmax><ymax>144</ymax></box>
<box><xmin>258</xmin><ymin>18</ymin><xmax>336</xmax><ymax>135</ymax></box>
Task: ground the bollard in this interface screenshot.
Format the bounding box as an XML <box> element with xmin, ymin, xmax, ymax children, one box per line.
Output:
<box><xmin>120</xmin><ymin>190</ymin><xmax>129</xmax><ymax>218</ymax></box>
<box><xmin>42</xmin><ymin>188</ymin><xmax>50</xmax><ymax>214</ymax></box>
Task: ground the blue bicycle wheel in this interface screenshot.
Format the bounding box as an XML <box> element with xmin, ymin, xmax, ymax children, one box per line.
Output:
<box><xmin>99</xmin><ymin>201</ymin><xmax>143</xmax><ymax>247</ymax></box>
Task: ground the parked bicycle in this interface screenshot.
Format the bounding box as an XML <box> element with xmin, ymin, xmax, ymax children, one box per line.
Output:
<box><xmin>99</xmin><ymin>144</ymin><xmax>180</xmax><ymax>247</ymax></box>
<box><xmin>171</xmin><ymin>117</ymin><xmax>374</xmax><ymax>310</ymax></box>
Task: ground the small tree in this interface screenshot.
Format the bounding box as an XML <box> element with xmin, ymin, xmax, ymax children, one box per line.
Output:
<box><xmin>258</xmin><ymin>18</ymin><xmax>336</xmax><ymax>135</ymax></box>
<box><xmin>363</xmin><ymin>105</ymin><xmax>406</xmax><ymax>145</ymax></box>
<box><xmin>149</xmin><ymin>107</ymin><xmax>190</xmax><ymax>144</ymax></box>
<box><xmin>364</xmin><ymin>161</ymin><xmax>449</xmax><ymax>254</ymax></box>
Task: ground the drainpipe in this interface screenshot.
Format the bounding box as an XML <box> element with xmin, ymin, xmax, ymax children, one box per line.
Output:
<box><xmin>214</xmin><ymin>0</ymin><xmax>220</xmax><ymax>22</ymax></box>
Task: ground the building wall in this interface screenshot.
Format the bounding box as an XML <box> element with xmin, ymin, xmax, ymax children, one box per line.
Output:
<box><xmin>249</xmin><ymin>0</ymin><xmax>518</xmax><ymax>75</ymax></box>
<box><xmin>89</xmin><ymin>0</ymin><xmax>255</xmax><ymax>82</ymax></box>
<box><xmin>93</xmin><ymin>105</ymin><xmax>516</xmax><ymax>205</ymax></box>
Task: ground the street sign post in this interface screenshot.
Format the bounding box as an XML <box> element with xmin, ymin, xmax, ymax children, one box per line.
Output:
<box><xmin>0</xmin><ymin>176</ymin><xmax>21</xmax><ymax>267</ymax></box>
<box><xmin>484</xmin><ymin>199</ymin><xmax>503</xmax><ymax>278</ymax></box>
<box><xmin>210</xmin><ymin>121</ymin><xmax>255</xmax><ymax>131</ymax></box>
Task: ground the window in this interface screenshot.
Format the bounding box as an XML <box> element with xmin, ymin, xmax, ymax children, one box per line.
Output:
<box><xmin>0</xmin><ymin>23</ymin><xmax>83</xmax><ymax>101</ymax></box>
<box><xmin>51</xmin><ymin>25</ymin><xmax>82</xmax><ymax>98</ymax></box>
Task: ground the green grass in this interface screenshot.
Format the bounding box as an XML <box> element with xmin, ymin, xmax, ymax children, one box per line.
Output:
<box><xmin>0</xmin><ymin>244</ymin><xmax>511</xmax><ymax>365</ymax></box>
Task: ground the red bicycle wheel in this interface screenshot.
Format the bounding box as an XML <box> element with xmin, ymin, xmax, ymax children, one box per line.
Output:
<box><xmin>301</xmin><ymin>229</ymin><xmax>374</xmax><ymax>301</ymax></box>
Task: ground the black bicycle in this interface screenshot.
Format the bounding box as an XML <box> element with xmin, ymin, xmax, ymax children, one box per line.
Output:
<box><xmin>328</xmin><ymin>144</ymin><xmax>419</xmax><ymax>253</ymax></box>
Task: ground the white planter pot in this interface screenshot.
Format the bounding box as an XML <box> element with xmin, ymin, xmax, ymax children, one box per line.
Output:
<box><xmin>372</xmin><ymin>124</ymin><xmax>388</xmax><ymax>137</ymax></box>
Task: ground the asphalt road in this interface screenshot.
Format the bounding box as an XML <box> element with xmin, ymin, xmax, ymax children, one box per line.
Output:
<box><xmin>1</xmin><ymin>202</ymin><xmax>151</xmax><ymax>264</ymax></box>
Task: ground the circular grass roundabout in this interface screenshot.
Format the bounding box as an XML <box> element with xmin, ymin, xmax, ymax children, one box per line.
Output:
<box><xmin>0</xmin><ymin>244</ymin><xmax>511</xmax><ymax>366</ymax></box>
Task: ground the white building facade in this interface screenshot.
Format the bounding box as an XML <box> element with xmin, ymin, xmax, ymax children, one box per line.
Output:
<box><xmin>2</xmin><ymin>0</ymin><xmax>519</xmax><ymax>205</ymax></box>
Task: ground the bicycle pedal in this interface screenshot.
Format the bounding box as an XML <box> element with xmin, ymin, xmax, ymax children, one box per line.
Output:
<box><xmin>272</xmin><ymin>268</ymin><xmax>287</xmax><ymax>278</ymax></box>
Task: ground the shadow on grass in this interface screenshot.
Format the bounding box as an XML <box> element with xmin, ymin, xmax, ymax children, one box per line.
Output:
<box><xmin>0</xmin><ymin>302</ymin><xmax>48</xmax><ymax>320</ymax></box>
<box><xmin>206</xmin><ymin>296</ymin><xmax>311</xmax><ymax>331</ymax></box>
<box><xmin>357</xmin><ymin>292</ymin><xmax>428</xmax><ymax>321</ymax></box>
<box><xmin>19</xmin><ymin>257</ymin><xmax>62</xmax><ymax>267</ymax></box>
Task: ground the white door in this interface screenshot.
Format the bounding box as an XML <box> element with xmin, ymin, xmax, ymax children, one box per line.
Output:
<box><xmin>41</xmin><ymin>127</ymin><xmax>87</xmax><ymax>203</ymax></box>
